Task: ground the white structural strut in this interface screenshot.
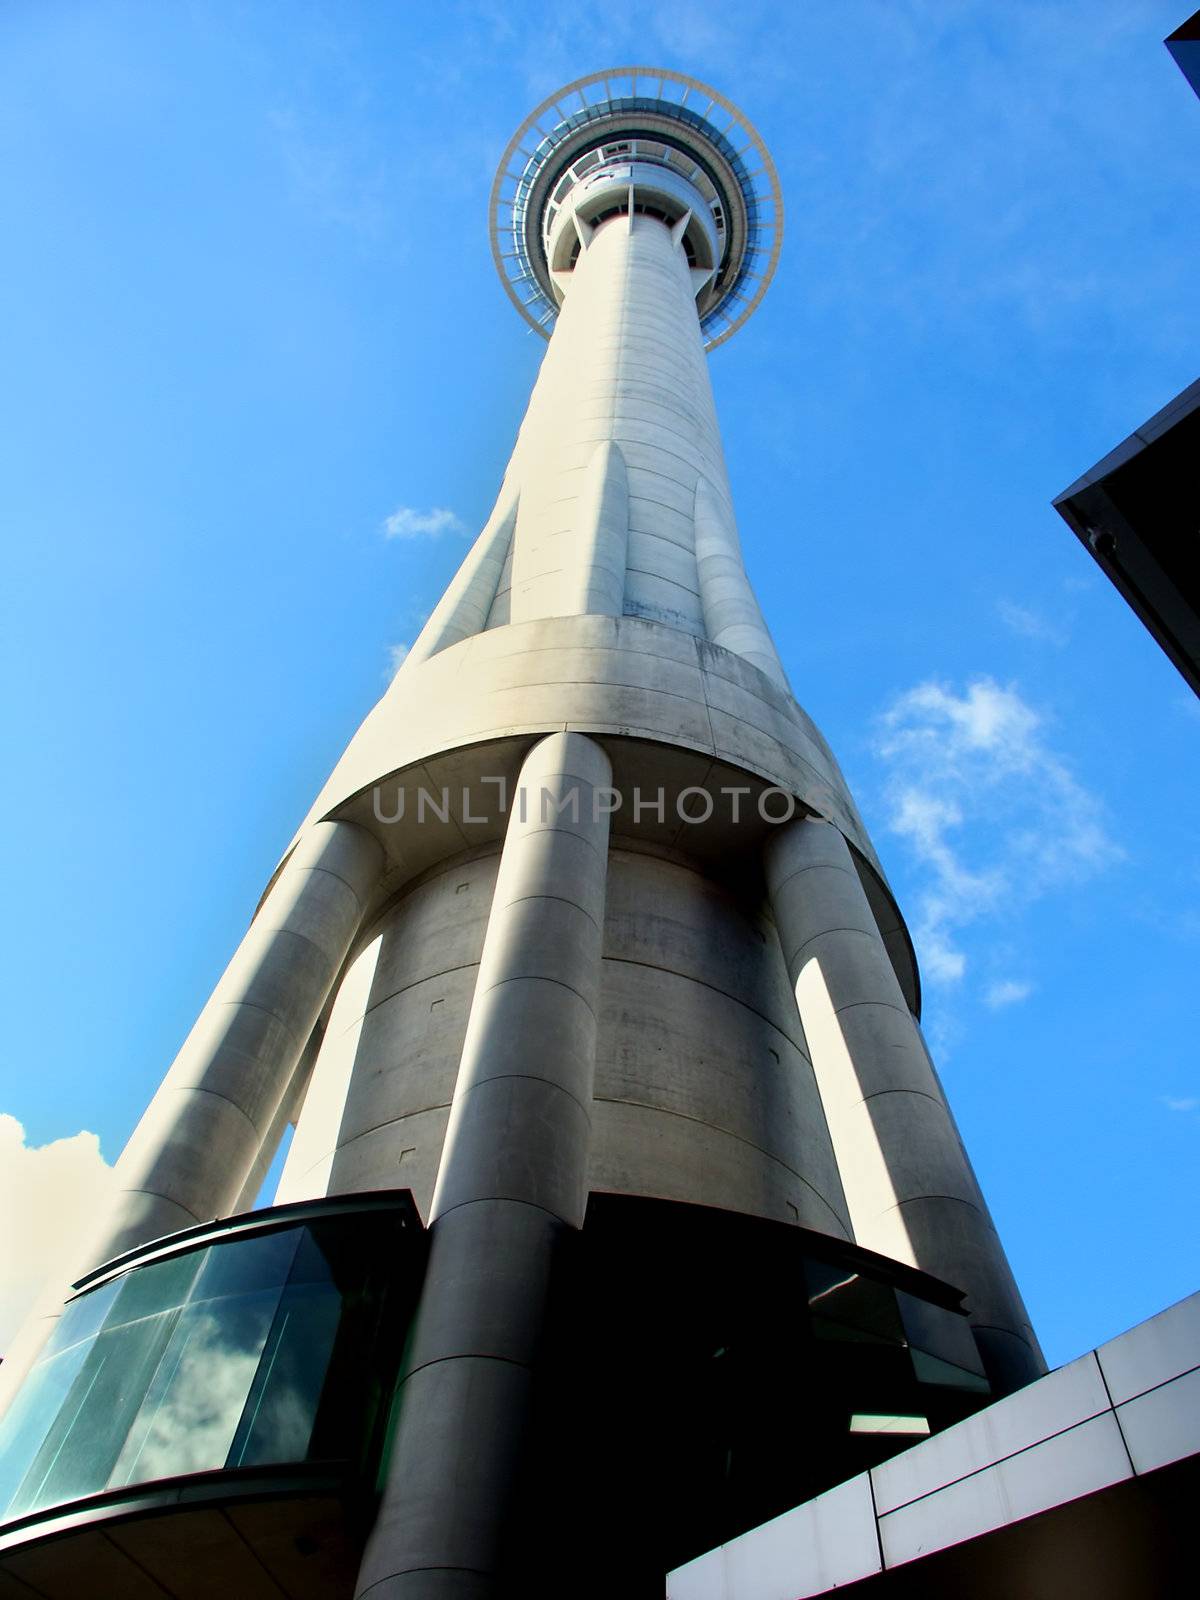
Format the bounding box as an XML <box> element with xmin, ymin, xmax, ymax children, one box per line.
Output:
<box><xmin>765</xmin><ymin>817</ymin><xmax>1043</xmax><ymax>1390</ymax></box>
<box><xmin>0</xmin><ymin>818</ymin><xmax>384</xmax><ymax>1424</ymax></box>
<box><xmin>100</xmin><ymin>818</ymin><xmax>384</xmax><ymax>1259</ymax></box>
<box><xmin>404</xmin><ymin>489</ymin><xmax>519</xmax><ymax>668</ymax></box>
<box><xmin>355</xmin><ymin>732</ymin><xmax>613</xmax><ymax>1599</ymax></box>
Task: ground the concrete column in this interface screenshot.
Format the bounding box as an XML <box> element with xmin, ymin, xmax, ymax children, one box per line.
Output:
<box><xmin>0</xmin><ymin>818</ymin><xmax>385</xmax><ymax>1424</ymax></box>
<box><xmin>232</xmin><ymin>1019</ymin><xmax>324</xmax><ymax>1212</ymax></box>
<box><xmin>355</xmin><ymin>732</ymin><xmax>612</xmax><ymax>1600</ymax></box>
<box><xmin>765</xmin><ymin>817</ymin><xmax>1044</xmax><ymax>1394</ymax></box>
<box><xmin>98</xmin><ymin>818</ymin><xmax>384</xmax><ymax>1260</ymax></box>
<box><xmin>694</xmin><ymin>475</ymin><xmax>788</xmax><ymax>690</ymax></box>
<box><xmin>403</xmin><ymin>489</ymin><xmax>519</xmax><ymax>669</ymax></box>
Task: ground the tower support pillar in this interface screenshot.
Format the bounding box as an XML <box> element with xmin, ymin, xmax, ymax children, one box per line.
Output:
<box><xmin>355</xmin><ymin>732</ymin><xmax>612</xmax><ymax>1600</ymax></box>
<box><xmin>100</xmin><ymin>817</ymin><xmax>385</xmax><ymax>1259</ymax></box>
<box><xmin>765</xmin><ymin>816</ymin><xmax>1044</xmax><ymax>1392</ymax></box>
<box><xmin>0</xmin><ymin>817</ymin><xmax>385</xmax><ymax>1423</ymax></box>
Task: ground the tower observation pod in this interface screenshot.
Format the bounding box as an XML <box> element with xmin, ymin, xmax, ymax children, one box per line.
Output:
<box><xmin>0</xmin><ymin>70</ymin><xmax>1044</xmax><ymax>1600</ymax></box>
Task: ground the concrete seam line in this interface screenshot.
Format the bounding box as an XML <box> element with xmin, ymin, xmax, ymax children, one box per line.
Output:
<box><xmin>627</xmin><ymin>522</ymin><xmax>703</xmax><ymax>554</ymax></box>
<box><xmin>767</xmin><ymin>858</ymin><xmax>861</xmax><ymax>896</ymax></box>
<box><xmin>449</xmin><ymin>1070</ymin><xmax>594</xmax><ymax>1121</ymax></box>
<box><xmin>115</xmin><ymin>1187</ymin><xmax>206</xmax><ymax>1225</ymax></box>
<box><xmin>969</xmin><ymin>1322</ymin><xmax>1045</xmax><ymax>1344</ymax></box>
<box><xmin>201</xmin><ymin>996</ymin><xmax>304</xmax><ymax>1049</ymax></box>
<box><xmin>496</xmin><ymin>823</ymin><xmax>606</xmax><ymax>862</ymax></box>
<box><xmin>235</xmin><ymin>923</ymin><xmax>345</xmax><ymax>978</ymax></box>
<box><xmin>338</xmin><ymin>1102</ymin><xmax>454</xmax><ymax>1143</ymax></box>
<box><xmin>881</xmin><ymin>1193</ymin><xmax>986</xmax><ymax>1218</ymax></box>
<box><xmin>859</xmin><ymin>1087</ymin><xmax>948</xmax><ymax>1111</ymax></box>
<box><xmin>589</xmin><ymin>1097</ymin><xmax>849</xmax><ymax>1233</ymax></box>
<box><xmin>471</xmin><ymin>970</ymin><xmax>598</xmax><ymax>1017</ymax></box>
<box><xmin>600</xmin><ymin>954</ymin><xmax>809</xmax><ymax>1051</ymax></box>
<box><xmin>491</xmin><ymin>892</ymin><xmax>603</xmax><ymax>931</ymax></box>
<box><xmin>786</xmin><ymin>924</ymin><xmax>888</xmax><ymax>964</ymax></box>
<box><xmin>624</xmin><ymin>565</ymin><xmax>702</xmax><ymax>598</ymax></box>
<box><xmin>430</xmin><ymin>1192</ymin><xmax>571</xmax><ymax>1232</ymax></box>
<box><xmin>356</xmin><ymin>961</ymin><xmax>482</xmax><ymax>1025</ymax></box>
<box><xmin>832</xmin><ymin>997</ymin><xmax>915</xmax><ymax>1024</ymax></box>
<box><xmin>162</xmin><ymin>1081</ymin><xmax>269</xmax><ymax>1133</ymax></box>
<box><xmin>398</xmin><ymin>1349</ymin><xmax>538</xmax><ymax>1387</ymax></box>
<box><xmin>297</xmin><ymin>859</ymin><xmax>380</xmax><ymax>910</ymax></box>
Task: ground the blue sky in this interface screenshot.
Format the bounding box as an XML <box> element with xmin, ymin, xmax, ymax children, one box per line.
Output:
<box><xmin>1</xmin><ymin>0</ymin><xmax>1197</xmax><ymax>1369</ymax></box>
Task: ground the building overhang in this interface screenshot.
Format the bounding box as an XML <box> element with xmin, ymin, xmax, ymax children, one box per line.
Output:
<box><xmin>669</xmin><ymin>1289</ymin><xmax>1200</xmax><ymax>1599</ymax></box>
<box><xmin>1053</xmin><ymin>378</ymin><xmax>1200</xmax><ymax>696</ymax></box>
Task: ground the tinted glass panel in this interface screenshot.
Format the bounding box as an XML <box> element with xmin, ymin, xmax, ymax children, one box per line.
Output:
<box><xmin>0</xmin><ymin>1208</ymin><xmax>420</xmax><ymax>1525</ymax></box>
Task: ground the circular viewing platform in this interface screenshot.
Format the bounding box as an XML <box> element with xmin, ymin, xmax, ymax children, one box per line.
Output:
<box><xmin>490</xmin><ymin>67</ymin><xmax>783</xmax><ymax>350</ymax></box>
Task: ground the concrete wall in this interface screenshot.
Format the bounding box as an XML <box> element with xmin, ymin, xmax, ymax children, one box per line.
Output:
<box><xmin>767</xmin><ymin>818</ymin><xmax>1042</xmax><ymax>1390</ymax></box>
<box><xmin>591</xmin><ymin>845</ymin><xmax>850</xmax><ymax>1237</ymax></box>
<box><xmin>286</xmin><ymin>839</ymin><xmax>850</xmax><ymax>1246</ymax></box>
<box><xmin>284</xmin><ymin>849</ymin><xmax>501</xmax><ymax>1215</ymax></box>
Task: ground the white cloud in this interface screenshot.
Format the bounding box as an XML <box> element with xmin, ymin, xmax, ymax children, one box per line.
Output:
<box><xmin>382</xmin><ymin>505</ymin><xmax>465</xmax><ymax>540</ymax></box>
<box><xmin>997</xmin><ymin>600</ymin><xmax>1068</xmax><ymax>647</ymax></box>
<box><xmin>386</xmin><ymin>640</ymin><xmax>411</xmax><ymax>679</ymax></box>
<box><xmin>1162</xmin><ymin>1096</ymin><xmax>1198</xmax><ymax>1114</ymax></box>
<box><xmin>985</xmin><ymin>979</ymin><xmax>1034</xmax><ymax>1009</ymax></box>
<box><xmin>873</xmin><ymin>677</ymin><xmax>1121</xmax><ymax>987</ymax></box>
<box><xmin>0</xmin><ymin>1114</ymin><xmax>114</xmax><ymax>1350</ymax></box>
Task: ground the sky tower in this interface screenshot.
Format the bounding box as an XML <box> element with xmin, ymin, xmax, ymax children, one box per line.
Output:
<box><xmin>0</xmin><ymin>69</ymin><xmax>1044</xmax><ymax>1599</ymax></box>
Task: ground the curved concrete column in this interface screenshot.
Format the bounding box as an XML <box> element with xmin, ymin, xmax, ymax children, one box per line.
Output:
<box><xmin>232</xmin><ymin>1019</ymin><xmax>324</xmax><ymax>1213</ymax></box>
<box><xmin>355</xmin><ymin>732</ymin><xmax>612</xmax><ymax>1600</ymax></box>
<box><xmin>765</xmin><ymin>817</ymin><xmax>1044</xmax><ymax>1393</ymax></box>
<box><xmin>403</xmin><ymin>489</ymin><xmax>519</xmax><ymax>669</ymax></box>
<box><xmin>0</xmin><ymin>818</ymin><xmax>385</xmax><ymax>1426</ymax></box>
<box><xmin>101</xmin><ymin>818</ymin><xmax>384</xmax><ymax>1261</ymax></box>
<box><xmin>694</xmin><ymin>475</ymin><xmax>788</xmax><ymax>690</ymax></box>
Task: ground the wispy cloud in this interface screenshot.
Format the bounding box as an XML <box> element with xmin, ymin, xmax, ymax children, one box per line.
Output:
<box><xmin>873</xmin><ymin>676</ymin><xmax>1121</xmax><ymax>987</ymax></box>
<box><xmin>382</xmin><ymin>505</ymin><xmax>465</xmax><ymax>540</ymax></box>
<box><xmin>1162</xmin><ymin>1096</ymin><xmax>1198</xmax><ymax>1114</ymax></box>
<box><xmin>0</xmin><ymin>1113</ymin><xmax>113</xmax><ymax>1348</ymax></box>
<box><xmin>386</xmin><ymin>640</ymin><xmax>411</xmax><ymax>679</ymax></box>
<box><xmin>985</xmin><ymin>978</ymin><xmax>1034</xmax><ymax>1009</ymax></box>
<box><xmin>997</xmin><ymin>600</ymin><xmax>1068</xmax><ymax>647</ymax></box>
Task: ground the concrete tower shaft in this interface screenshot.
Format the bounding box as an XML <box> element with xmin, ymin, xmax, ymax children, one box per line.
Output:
<box><xmin>0</xmin><ymin>66</ymin><xmax>1045</xmax><ymax>1600</ymax></box>
<box><xmin>409</xmin><ymin>205</ymin><xmax>787</xmax><ymax>682</ymax></box>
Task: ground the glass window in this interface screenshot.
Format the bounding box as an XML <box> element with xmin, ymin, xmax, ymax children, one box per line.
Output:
<box><xmin>0</xmin><ymin>1279</ymin><xmax>121</xmax><ymax>1513</ymax></box>
<box><xmin>0</xmin><ymin>1213</ymin><xmax>415</xmax><ymax>1526</ymax></box>
<box><xmin>108</xmin><ymin>1273</ymin><xmax>286</xmax><ymax>1485</ymax></box>
<box><xmin>805</xmin><ymin>1262</ymin><xmax>904</xmax><ymax>1347</ymax></box>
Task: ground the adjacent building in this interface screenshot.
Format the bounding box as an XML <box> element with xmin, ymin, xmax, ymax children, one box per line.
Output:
<box><xmin>1053</xmin><ymin>11</ymin><xmax>1200</xmax><ymax>696</ymax></box>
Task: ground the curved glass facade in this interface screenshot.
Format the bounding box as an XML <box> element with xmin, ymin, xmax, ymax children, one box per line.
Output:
<box><xmin>0</xmin><ymin>1198</ymin><xmax>422</xmax><ymax>1526</ymax></box>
